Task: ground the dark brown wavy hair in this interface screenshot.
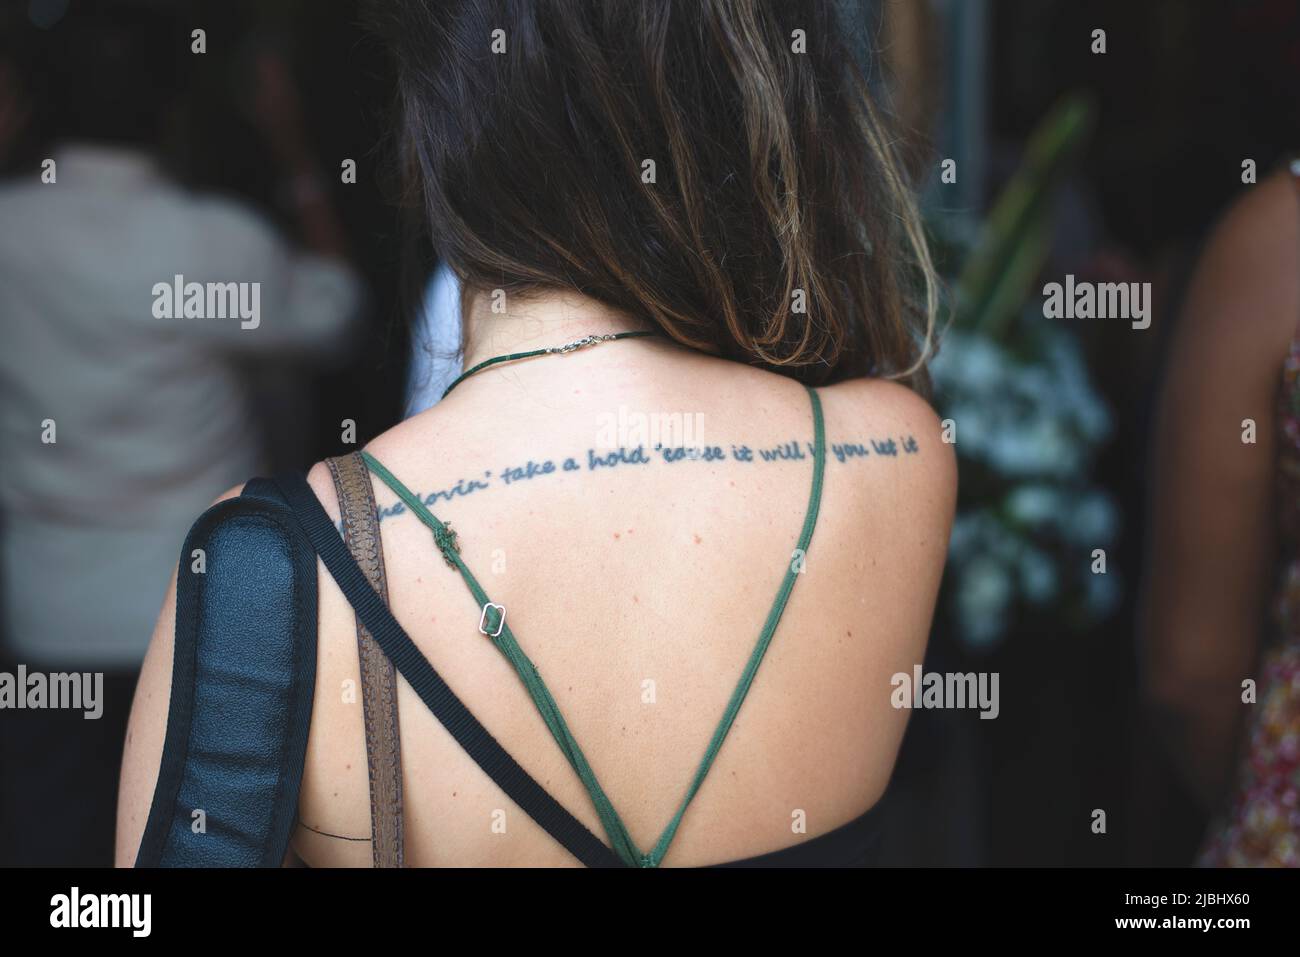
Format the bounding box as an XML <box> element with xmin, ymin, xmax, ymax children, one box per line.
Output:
<box><xmin>366</xmin><ymin>0</ymin><xmax>939</xmax><ymax>391</ymax></box>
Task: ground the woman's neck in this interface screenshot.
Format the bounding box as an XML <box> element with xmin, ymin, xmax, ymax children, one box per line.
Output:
<box><xmin>460</xmin><ymin>287</ymin><xmax>654</xmax><ymax>370</ymax></box>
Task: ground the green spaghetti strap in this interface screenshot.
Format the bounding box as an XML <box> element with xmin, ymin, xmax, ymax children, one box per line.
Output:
<box><xmin>360</xmin><ymin>451</ymin><xmax>643</xmax><ymax>864</ymax></box>
<box><xmin>644</xmin><ymin>383</ymin><xmax>825</xmax><ymax>864</ymax></box>
<box><xmin>361</xmin><ymin>450</ymin><xmax>642</xmax><ymax>865</ymax></box>
<box><xmin>361</xmin><ymin>383</ymin><xmax>825</xmax><ymax>867</ymax></box>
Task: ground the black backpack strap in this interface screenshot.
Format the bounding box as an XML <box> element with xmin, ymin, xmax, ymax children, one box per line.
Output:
<box><xmin>135</xmin><ymin>480</ymin><xmax>318</xmax><ymax>867</ymax></box>
<box><xmin>272</xmin><ymin>470</ymin><xmax>623</xmax><ymax>868</ymax></box>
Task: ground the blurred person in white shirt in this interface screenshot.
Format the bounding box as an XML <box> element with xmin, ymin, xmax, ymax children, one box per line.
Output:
<box><xmin>0</xmin><ymin>3</ymin><xmax>362</xmax><ymax>864</ymax></box>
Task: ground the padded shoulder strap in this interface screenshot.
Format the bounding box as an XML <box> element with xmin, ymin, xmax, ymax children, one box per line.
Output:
<box><xmin>135</xmin><ymin>480</ymin><xmax>318</xmax><ymax>867</ymax></box>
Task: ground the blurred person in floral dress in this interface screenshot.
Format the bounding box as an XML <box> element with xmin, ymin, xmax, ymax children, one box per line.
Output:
<box><xmin>1142</xmin><ymin>158</ymin><xmax>1300</xmax><ymax>867</ymax></box>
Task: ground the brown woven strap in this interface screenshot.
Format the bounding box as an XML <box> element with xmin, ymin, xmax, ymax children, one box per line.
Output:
<box><xmin>327</xmin><ymin>451</ymin><xmax>404</xmax><ymax>867</ymax></box>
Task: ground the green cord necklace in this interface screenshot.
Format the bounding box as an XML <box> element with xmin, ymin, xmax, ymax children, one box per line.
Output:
<box><xmin>440</xmin><ymin>330</ymin><xmax>657</xmax><ymax>400</ymax></box>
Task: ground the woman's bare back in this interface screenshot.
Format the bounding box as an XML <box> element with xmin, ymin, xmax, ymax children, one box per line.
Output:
<box><xmin>292</xmin><ymin>334</ymin><xmax>955</xmax><ymax>866</ymax></box>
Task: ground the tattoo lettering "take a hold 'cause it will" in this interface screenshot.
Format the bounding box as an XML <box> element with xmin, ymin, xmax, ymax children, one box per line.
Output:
<box><xmin>372</xmin><ymin>434</ymin><xmax>920</xmax><ymax>523</ymax></box>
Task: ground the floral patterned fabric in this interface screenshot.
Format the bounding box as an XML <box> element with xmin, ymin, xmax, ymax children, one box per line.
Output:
<box><xmin>1198</xmin><ymin>338</ymin><xmax>1300</xmax><ymax>867</ymax></box>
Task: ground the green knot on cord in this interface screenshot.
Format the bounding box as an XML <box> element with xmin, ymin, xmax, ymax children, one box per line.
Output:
<box><xmin>637</xmin><ymin>852</ymin><xmax>657</xmax><ymax>868</ymax></box>
<box><xmin>433</xmin><ymin>521</ymin><xmax>460</xmax><ymax>567</ymax></box>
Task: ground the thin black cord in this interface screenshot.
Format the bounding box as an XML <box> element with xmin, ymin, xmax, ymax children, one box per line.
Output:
<box><xmin>296</xmin><ymin>818</ymin><xmax>371</xmax><ymax>842</ymax></box>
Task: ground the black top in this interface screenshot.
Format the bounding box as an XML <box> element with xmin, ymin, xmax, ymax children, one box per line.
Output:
<box><xmin>712</xmin><ymin>802</ymin><xmax>884</xmax><ymax>867</ymax></box>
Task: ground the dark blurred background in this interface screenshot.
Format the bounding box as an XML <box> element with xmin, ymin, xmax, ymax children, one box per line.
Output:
<box><xmin>2</xmin><ymin>0</ymin><xmax>413</xmax><ymax>453</ymax></box>
<box><xmin>1</xmin><ymin>0</ymin><xmax>1295</xmax><ymax>866</ymax></box>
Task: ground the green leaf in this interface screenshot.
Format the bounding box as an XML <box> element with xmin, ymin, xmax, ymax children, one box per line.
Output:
<box><xmin>954</xmin><ymin>93</ymin><xmax>1095</xmax><ymax>338</ymax></box>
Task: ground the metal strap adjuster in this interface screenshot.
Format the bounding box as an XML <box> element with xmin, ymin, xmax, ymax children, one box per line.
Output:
<box><xmin>478</xmin><ymin>602</ymin><xmax>506</xmax><ymax>638</ymax></box>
